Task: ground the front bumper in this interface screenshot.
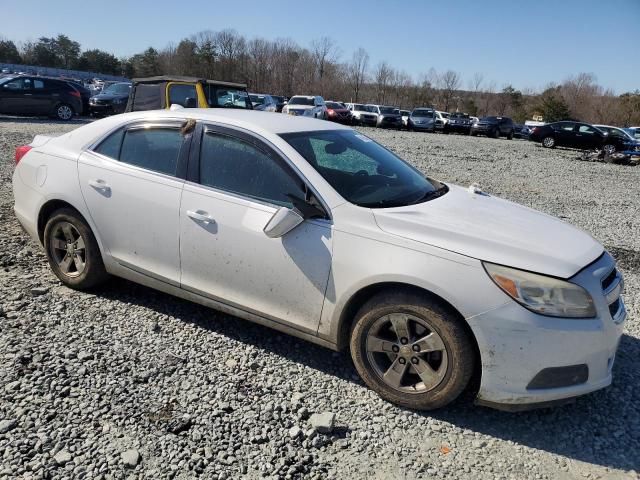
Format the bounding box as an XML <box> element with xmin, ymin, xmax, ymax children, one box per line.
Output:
<box><xmin>447</xmin><ymin>123</ymin><xmax>471</xmax><ymax>133</ymax></box>
<box><xmin>89</xmin><ymin>103</ymin><xmax>125</xmax><ymax>115</ymax></box>
<box><xmin>469</xmin><ymin>252</ymin><xmax>626</xmax><ymax>410</ymax></box>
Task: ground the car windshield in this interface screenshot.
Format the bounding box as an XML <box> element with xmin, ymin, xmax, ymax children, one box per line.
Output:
<box><xmin>412</xmin><ymin>109</ymin><xmax>434</xmax><ymax>117</ymax></box>
<box><xmin>103</xmin><ymin>83</ymin><xmax>131</xmax><ymax>95</ymax></box>
<box><xmin>280</xmin><ymin>129</ymin><xmax>446</xmax><ymax>208</ymax></box>
<box><xmin>624</xmin><ymin>128</ymin><xmax>640</xmax><ymax>139</ymax></box>
<box><xmin>288</xmin><ymin>97</ymin><xmax>315</xmax><ymax>106</ymax></box>
<box><xmin>207</xmin><ymin>87</ymin><xmax>251</xmax><ymax>108</ymax></box>
<box><xmin>480</xmin><ymin>116</ymin><xmax>498</xmax><ymax>122</ymax></box>
<box><xmin>325</xmin><ymin>102</ymin><xmax>343</xmax><ymax>109</ymax></box>
<box><xmin>353</xmin><ymin>104</ymin><xmax>367</xmax><ymax>111</ymax></box>
<box><xmin>271</xmin><ymin>96</ymin><xmax>284</xmax><ymax>103</ymax></box>
<box><xmin>379</xmin><ymin>107</ymin><xmax>396</xmax><ymax>114</ymax></box>
<box><xmin>250</xmin><ymin>95</ymin><xmax>265</xmax><ymax>105</ymax></box>
<box><xmin>451</xmin><ymin>113</ymin><xmax>469</xmax><ymax>118</ymax></box>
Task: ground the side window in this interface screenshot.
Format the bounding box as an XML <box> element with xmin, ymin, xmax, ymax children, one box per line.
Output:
<box><xmin>168</xmin><ymin>84</ymin><xmax>197</xmax><ymax>108</ymax></box>
<box><xmin>33</xmin><ymin>80</ymin><xmax>44</xmax><ymax>89</ymax></box>
<box><xmin>578</xmin><ymin>125</ymin><xmax>597</xmax><ymax>135</ymax></box>
<box><xmin>557</xmin><ymin>122</ymin><xmax>575</xmax><ymax>131</ymax></box>
<box><xmin>2</xmin><ymin>79</ymin><xmax>25</xmax><ymax>90</ymax></box>
<box><xmin>94</xmin><ymin>129</ymin><xmax>124</xmax><ymax>159</ymax></box>
<box><xmin>119</xmin><ymin>128</ymin><xmax>184</xmax><ymax>176</ymax></box>
<box><xmin>199</xmin><ymin>132</ymin><xmax>304</xmax><ymax>208</ymax></box>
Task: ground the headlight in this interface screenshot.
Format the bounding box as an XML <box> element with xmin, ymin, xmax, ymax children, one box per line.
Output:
<box><xmin>483</xmin><ymin>262</ymin><xmax>596</xmax><ymax>318</ymax></box>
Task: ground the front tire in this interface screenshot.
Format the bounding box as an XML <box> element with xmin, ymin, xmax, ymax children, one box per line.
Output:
<box><xmin>603</xmin><ymin>144</ymin><xmax>616</xmax><ymax>155</ymax></box>
<box><xmin>44</xmin><ymin>208</ymin><xmax>109</xmax><ymax>290</ymax></box>
<box><xmin>350</xmin><ymin>292</ymin><xmax>475</xmax><ymax>410</ymax></box>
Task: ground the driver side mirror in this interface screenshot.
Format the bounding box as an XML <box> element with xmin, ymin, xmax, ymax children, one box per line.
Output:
<box><xmin>184</xmin><ymin>97</ymin><xmax>197</xmax><ymax>108</ymax></box>
<box><xmin>263</xmin><ymin>206</ymin><xmax>304</xmax><ymax>238</ymax></box>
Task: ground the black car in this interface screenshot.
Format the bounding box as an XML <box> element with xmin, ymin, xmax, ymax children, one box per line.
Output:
<box><xmin>444</xmin><ymin>112</ymin><xmax>472</xmax><ymax>135</ymax></box>
<box><xmin>529</xmin><ymin>121</ymin><xmax>634</xmax><ymax>152</ymax></box>
<box><xmin>89</xmin><ymin>82</ymin><xmax>132</xmax><ymax>116</ymax></box>
<box><xmin>0</xmin><ymin>76</ymin><xmax>83</xmax><ymax>120</ymax></box>
<box><xmin>271</xmin><ymin>95</ymin><xmax>288</xmax><ymax>113</ymax></box>
<box><xmin>470</xmin><ymin>116</ymin><xmax>514</xmax><ymax>138</ymax></box>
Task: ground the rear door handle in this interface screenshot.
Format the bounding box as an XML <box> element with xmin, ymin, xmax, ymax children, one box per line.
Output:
<box><xmin>88</xmin><ymin>179</ymin><xmax>110</xmax><ymax>191</ymax></box>
<box><xmin>187</xmin><ymin>210</ymin><xmax>216</xmax><ymax>223</ymax></box>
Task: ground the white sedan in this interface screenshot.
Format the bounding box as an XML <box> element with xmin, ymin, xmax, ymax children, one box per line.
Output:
<box><xmin>12</xmin><ymin>109</ymin><xmax>626</xmax><ymax>410</ymax></box>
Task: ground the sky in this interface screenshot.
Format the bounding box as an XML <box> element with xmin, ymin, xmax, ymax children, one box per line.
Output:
<box><xmin>2</xmin><ymin>0</ymin><xmax>639</xmax><ymax>93</ymax></box>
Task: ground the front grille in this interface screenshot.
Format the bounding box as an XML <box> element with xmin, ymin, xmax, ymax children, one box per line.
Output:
<box><xmin>601</xmin><ymin>267</ymin><xmax>624</xmax><ymax>323</ymax></box>
<box><xmin>602</xmin><ymin>269</ymin><xmax>617</xmax><ymax>291</ymax></box>
<box><xmin>609</xmin><ymin>298</ymin><xmax>620</xmax><ymax>317</ymax></box>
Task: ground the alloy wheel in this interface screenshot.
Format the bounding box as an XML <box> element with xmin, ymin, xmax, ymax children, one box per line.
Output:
<box><xmin>49</xmin><ymin>221</ymin><xmax>86</xmax><ymax>277</ymax></box>
<box><xmin>543</xmin><ymin>136</ymin><xmax>555</xmax><ymax>147</ymax></box>
<box><xmin>366</xmin><ymin>313</ymin><xmax>448</xmax><ymax>394</ymax></box>
<box><xmin>57</xmin><ymin>105</ymin><xmax>73</xmax><ymax>120</ymax></box>
<box><xmin>603</xmin><ymin>144</ymin><xmax>616</xmax><ymax>155</ymax></box>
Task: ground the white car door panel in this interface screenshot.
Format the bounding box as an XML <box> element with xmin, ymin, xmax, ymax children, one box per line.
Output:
<box><xmin>78</xmin><ymin>124</ymin><xmax>189</xmax><ymax>285</ymax></box>
<box><xmin>180</xmin><ymin>186</ymin><xmax>332</xmax><ymax>331</ymax></box>
<box><xmin>179</xmin><ymin>125</ymin><xmax>333</xmax><ymax>332</ymax></box>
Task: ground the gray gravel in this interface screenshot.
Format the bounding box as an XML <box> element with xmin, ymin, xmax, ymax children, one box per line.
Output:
<box><xmin>0</xmin><ymin>118</ymin><xmax>638</xmax><ymax>479</ymax></box>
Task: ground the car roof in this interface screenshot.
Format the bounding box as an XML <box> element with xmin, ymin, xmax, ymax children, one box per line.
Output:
<box><xmin>131</xmin><ymin>75</ymin><xmax>247</xmax><ymax>89</ymax></box>
<box><xmin>98</xmin><ymin>109</ymin><xmax>351</xmax><ymax>136</ymax></box>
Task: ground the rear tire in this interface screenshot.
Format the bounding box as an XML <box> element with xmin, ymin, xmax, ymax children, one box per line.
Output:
<box><xmin>507</xmin><ymin>130</ymin><xmax>514</xmax><ymax>140</ymax></box>
<box><xmin>542</xmin><ymin>136</ymin><xmax>555</xmax><ymax>148</ymax></box>
<box><xmin>603</xmin><ymin>144</ymin><xmax>616</xmax><ymax>155</ymax></box>
<box><xmin>54</xmin><ymin>103</ymin><xmax>74</xmax><ymax>121</ymax></box>
<box><xmin>350</xmin><ymin>291</ymin><xmax>475</xmax><ymax>410</ymax></box>
<box><xmin>44</xmin><ymin>208</ymin><xmax>109</xmax><ymax>290</ymax></box>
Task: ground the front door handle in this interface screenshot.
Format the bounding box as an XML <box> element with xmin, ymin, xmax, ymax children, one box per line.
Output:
<box><xmin>187</xmin><ymin>210</ymin><xmax>216</xmax><ymax>224</ymax></box>
<box><xmin>88</xmin><ymin>179</ymin><xmax>110</xmax><ymax>191</ymax></box>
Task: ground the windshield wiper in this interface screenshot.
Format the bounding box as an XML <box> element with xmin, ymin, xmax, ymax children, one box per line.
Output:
<box><xmin>409</xmin><ymin>184</ymin><xmax>448</xmax><ymax>205</ymax></box>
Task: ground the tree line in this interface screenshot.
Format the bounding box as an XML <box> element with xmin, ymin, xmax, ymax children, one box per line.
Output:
<box><xmin>1</xmin><ymin>33</ymin><xmax>638</xmax><ymax>126</ymax></box>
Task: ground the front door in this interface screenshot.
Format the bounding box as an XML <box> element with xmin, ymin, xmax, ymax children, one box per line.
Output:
<box><xmin>78</xmin><ymin>121</ymin><xmax>191</xmax><ymax>285</ymax></box>
<box><xmin>179</xmin><ymin>125</ymin><xmax>332</xmax><ymax>333</ymax></box>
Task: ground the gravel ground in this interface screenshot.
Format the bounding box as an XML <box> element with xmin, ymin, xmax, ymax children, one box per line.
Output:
<box><xmin>0</xmin><ymin>117</ymin><xmax>638</xmax><ymax>480</ymax></box>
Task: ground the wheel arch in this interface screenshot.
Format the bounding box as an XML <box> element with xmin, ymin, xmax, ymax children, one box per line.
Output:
<box><xmin>334</xmin><ymin>281</ymin><xmax>482</xmax><ymax>393</ymax></box>
<box><xmin>38</xmin><ymin>199</ymin><xmax>87</xmax><ymax>244</ymax></box>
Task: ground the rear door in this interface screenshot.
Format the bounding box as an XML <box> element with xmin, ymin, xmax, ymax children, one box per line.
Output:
<box><xmin>30</xmin><ymin>78</ymin><xmax>55</xmax><ymax>115</ymax></box>
<box><xmin>575</xmin><ymin>124</ymin><xmax>602</xmax><ymax>150</ymax></box>
<box><xmin>78</xmin><ymin>120</ymin><xmax>192</xmax><ymax>285</ymax></box>
<box><xmin>554</xmin><ymin>122</ymin><xmax>577</xmax><ymax>147</ymax></box>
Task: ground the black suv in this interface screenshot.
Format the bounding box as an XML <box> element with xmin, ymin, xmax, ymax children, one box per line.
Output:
<box><xmin>0</xmin><ymin>76</ymin><xmax>83</xmax><ymax>120</ymax></box>
<box><xmin>470</xmin><ymin>116</ymin><xmax>514</xmax><ymax>139</ymax></box>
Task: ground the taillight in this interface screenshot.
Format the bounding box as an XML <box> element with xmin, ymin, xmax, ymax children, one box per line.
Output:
<box><xmin>15</xmin><ymin>145</ymin><xmax>32</xmax><ymax>164</ymax></box>
<box><xmin>69</xmin><ymin>90</ymin><xmax>81</xmax><ymax>98</ymax></box>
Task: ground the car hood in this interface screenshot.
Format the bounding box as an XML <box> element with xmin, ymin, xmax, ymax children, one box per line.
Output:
<box><xmin>372</xmin><ymin>184</ymin><xmax>603</xmax><ymax>278</ymax></box>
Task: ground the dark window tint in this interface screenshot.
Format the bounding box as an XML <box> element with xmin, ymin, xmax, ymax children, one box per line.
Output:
<box><xmin>94</xmin><ymin>129</ymin><xmax>124</xmax><ymax>159</ymax></box>
<box><xmin>2</xmin><ymin>78</ymin><xmax>26</xmax><ymax>90</ymax></box>
<box><xmin>169</xmin><ymin>84</ymin><xmax>197</xmax><ymax>108</ymax></box>
<box><xmin>119</xmin><ymin>128</ymin><xmax>183</xmax><ymax>176</ymax></box>
<box><xmin>199</xmin><ymin>132</ymin><xmax>303</xmax><ymax>208</ymax></box>
<box><xmin>556</xmin><ymin>122</ymin><xmax>575</xmax><ymax>131</ymax></box>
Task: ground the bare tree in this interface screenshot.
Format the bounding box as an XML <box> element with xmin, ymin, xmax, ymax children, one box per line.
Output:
<box><xmin>469</xmin><ymin>72</ymin><xmax>484</xmax><ymax>93</ymax></box>
<box><xmin>347</xmin><ymin>47</ymin><xmax>369</xmax><ymax>102</ymax></box>
<box><xmin>310</xmin><ymin>36</ymin><xmax>339</xmax><ymax>95</ymax></box>
<box><xmin>439</xmin><ymin>70</ymin><xmax>461</xmax><ymax>111</ymax></box>
<box><xmin>374</xmin><ymin>61</ymin><xmax>394</xmax><ymax>104</ymax></box>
